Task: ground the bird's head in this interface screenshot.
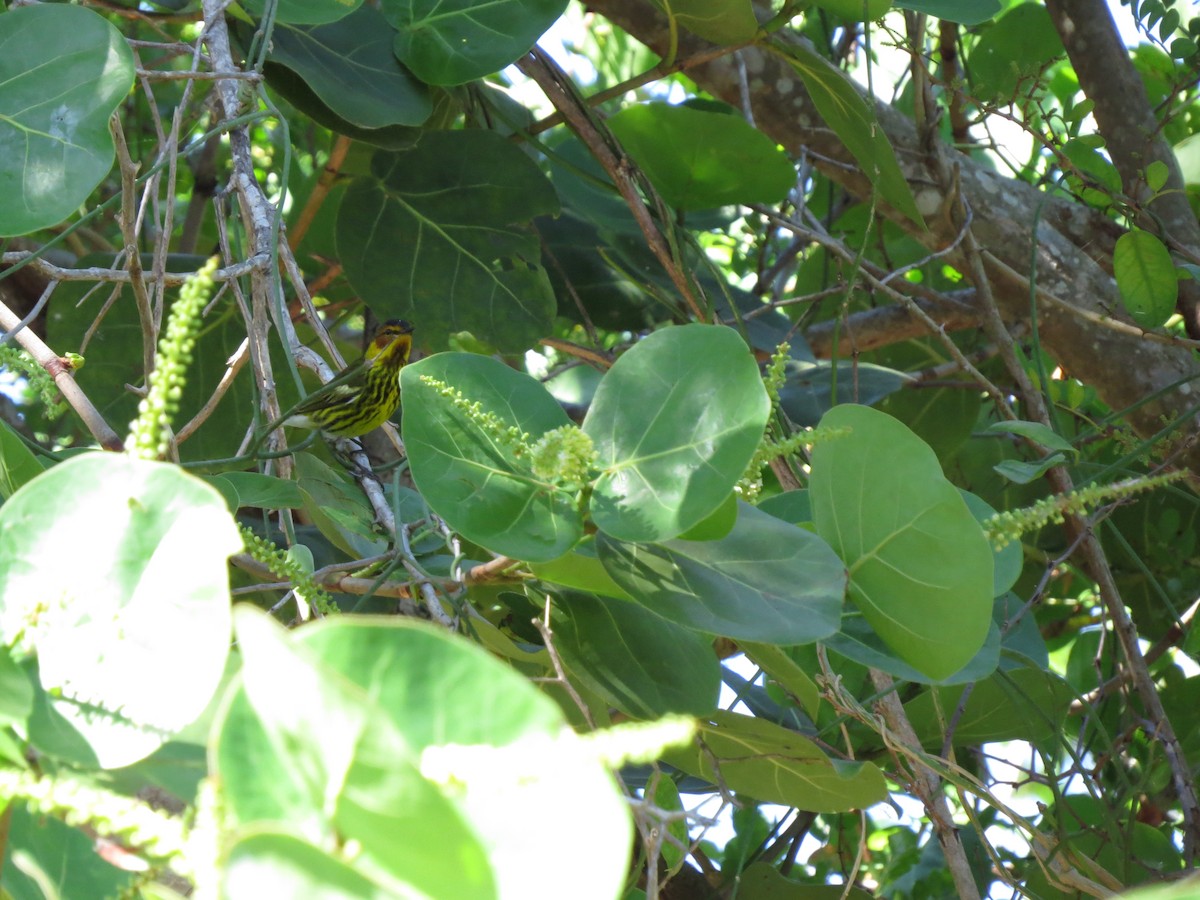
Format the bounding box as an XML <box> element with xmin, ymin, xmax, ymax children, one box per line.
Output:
<box><xmin>367</xmin><ymin>319</ymin><xmax>415</xmax><ymax>368</ymax></box>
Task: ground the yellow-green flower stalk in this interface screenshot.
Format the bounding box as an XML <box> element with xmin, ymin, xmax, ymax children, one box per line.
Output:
<box><xmin>127</xmin><ymin>256</ymin><xmax>218</xmax><ymax>460</ymax></box>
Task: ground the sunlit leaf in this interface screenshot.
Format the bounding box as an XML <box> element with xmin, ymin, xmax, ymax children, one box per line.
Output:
<box><xmin>660</xmin><ymin>0</ymin><xmax>757</xmax><ymax>43</ymax></box>
<box><xmin>0</xmin><ymin>455</ymin><xmax>238</xmax><ymax>767</ymax></box>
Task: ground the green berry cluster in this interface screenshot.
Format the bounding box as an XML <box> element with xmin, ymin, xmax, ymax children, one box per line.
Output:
<box><xmin>238</xmin><ymin>523</ymin><xmax>336</xmax><ymax>616</ymax></box>
<box><xmin>127</xmin><ymin>256</ymin><xmax>218</xmax><ymax>460</ymax></box>
<box><xmin>764</xmin><ymin>341</ymin><xmax>790</xmax><ymax>408</ymax></box>
<box><xmin>419</xmin><ymin>375</ymin><xmax>530</xmax><ymax>450</ymax></box>
<box><xmin>0</xmin><ymin>767</ymin><xmax>188</xmax><ymax>866</ymax></box>
<box><xmin>528</xmin><ymin>425</ymin><xmax>598</xmax><ymax>489</ymax></box>
<box><xmin>0</xmin><ymin>345</ymin><xmax>68</xmax><ymax>419</ymax></box>
<box><xmin>985</xmin><ymin>472</ymin><xmax>1185</xmax><ymax>549</ymax></box>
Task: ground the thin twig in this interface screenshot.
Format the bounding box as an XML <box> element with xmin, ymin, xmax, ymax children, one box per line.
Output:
<box><xmin>516</xmin><ymin>47</ymin><xmax>706</xmax><ymax>322</ymax></box>
<box><xmin>110</xmin><ymin>115</ymin><xmax>156</xmax><ymax>379</ymax></box>
<box><xmin>532</xmin><ymin>596</ymin><xmax>595</xmax><ymax>729</ymax></box>
<box><xmin>175</xmin><ymin>337</ymin><xmax>249</xmax><ymax>443</ymax></box>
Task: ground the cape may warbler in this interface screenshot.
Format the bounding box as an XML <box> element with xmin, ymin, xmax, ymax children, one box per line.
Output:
<box><xmin>284</xmin><ymin>319</ymin><xmax>414</xmax><ymax>438</ymax></box>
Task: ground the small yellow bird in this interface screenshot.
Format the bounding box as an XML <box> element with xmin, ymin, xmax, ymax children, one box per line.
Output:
<box><xmin>283</xmin><ymin>319</ymin><xmax>415</xmax><ymax>438</ymax></box>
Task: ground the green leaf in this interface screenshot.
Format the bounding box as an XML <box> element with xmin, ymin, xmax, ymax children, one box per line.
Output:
<box><xmin>0</xmin><ymin>5</ymin><xmax>135</xmax><ymax>236</ymax></box>
<box><xmin>585</xmin><ymin>325</ymin><xmax>770</xmax><ymax>542</ymax></box>
<box><xmin>824</xmin><ymin>611</ymin><xmax>1001</xmax><ymax>685</ymax></box>
<box><xmin>402</xmin><ymin>352</ymin><xmax>583</xmax><ymax>562</ymax></box>
<box><xmin>651</xmin><ymin>775</ymin><xmax>689</xmax><ymax>874</ymax></box>
<box><xmin>893</xmin><ymin>0</ymin><xmax>1000</xmax><ymax>25</ymax></box>
<box><xmin>217</xmin><ymin>609</ymin><xmax>632</xmax><ymax>900</ymax></box>
<box><xmin>0</xmin><ymin>419</ymin><xmax>43</xmax><ymax>499</ymax></box>
<box><xmin>2</xmin><ymin>806</ymin><xmax>137</xmax><ymax>899</ymax></box>
<box><xmin>531</xmin><ymin>540</ymin><xmax>634</xmax><ymax>600</ymax></box>
<box><xmin>784</xmin><ymin>44</ymin><xmax>924</xmax><ymax>227</ymax></box>
<box><xmin>225</xmin><ymin>608</ymin><xmax>496</xmax><ymax>898</ymax></box>
<box><xmin>1115</xmin><ymin>229</ymin><xmax>1179</xmax><ymax>329</ymax></box>
<box><xmin>968</xmin><ymin>3</ymin><xmax>1064</xmax><ymax>101</ymax></box>
<box><xmin>663</xmin><ymin>710</ymin><xmax>887</xmax><ymax>811</ymax></box>
<box><xmin>904</xmin><ymin>665</ymin><xmax>1073</xmax><ymax>747</ymax></box>
<box><xmin>597</xmin><ymin>503</ymin><xmax>846</xmax><ymax>643</ymax></box>
<box><xmin>756</xmin><ymin>490</ymin><xmax>813</xmax><ymax>525</ymax></box>
<box><xmin>338</xmin><ymin>133</ymin><xmax>559</xmax><ymax>350</ymax></box>
<box><xmin>263</xmin><ymin>8</ymin><xmax>431</xmax><ymax>129</ymax></box>
<box><xmin>810</xmin><ymin>404</ymin><xmax>994</xmax><ymax>680</ymax></box>
<box><xmin>386</xmin><ymin>0</ymin><xmax>569</xmax><ymax>85</ymax></box>
<box><xmin>809</xmin><ymin>0</ymin><xmax>892</xmax><ymax>21</ymax></box>
<box><xmin>741</xmin><ymin>642</ymin><xmax>821</xmax><ymax>717</ymax></box>
<box><xmin>960</xmin><ymin>491</ymin><xmax>1021</xmax><ymax>597</ymax></box>
<box><xmin>296</xmin><ymin>453</ymin><xmax>386</xmax><ymax>559</ymax></box>
<box><xmin>607</xmin><ymin>103</ymin><xmax>795</xmax><ymax>210</ymax></box>
<box><xmin>991</xmin><ymin>452</ymin><xmax>1067</xmax><ymax>484</ymax></box>
<box><xmin>1145</xmin><ymin>159</ymin><xmax>1170</xmax><ymax>193</ymax></box>
<box><xmin>552</xmin><ymin>589</ymin><xmax>721</xmax><ymax>718</ymax></box>
<box><xmin>0</xmin><ymin>455</ymin><xmax>238</xmax><ymax>767</ymax></box>
<box><xmin>1060</xmin><ymin>137</ymin><xmax>1122</xmax><ymax>208</ymax></box>
<box><xmin>677</xmin><ymin>491</ymin><xmax>738</xmax><ymax>541</ymax></box>
<box><xmin>661</xmin><ymin>0</ymin><xmax>758</xmax><ymax>43</ymax></box>
<box><xmin>218</xmin><ymin>472</ymin><xmax>306</xmax><ymax>509</ymax></box>
<box><xmin>779</xmin><ymin>359</ymin><xmax>911</xmax><ymax>426</ymax></box>
<box><xmin>225</xmin><ymin>830</ymin><xmax>399</xmax><ymax>900</ymax></box>
<box><xmin>263</xmin><ymin>63</ymin><xmax>427</xmax><ymax>150</ymax></box>
<box><xmin>0</xmin><ymin>648</ymin><xmax>32</xmax><ymax>727</ymax></box>
<box><xmin>243</xmin><ymin>0</ymin><xmax>361</xmax><ymax>24</ymax></box>
<box><xmin>739</xmin><ymin>863</ymin><xmax>875</xmax><ymax>898</ymax></box>
<box><xmin>984</xmin><ymin>419</ymin><xmax>1076</xmax><ymax>455</ymax></box>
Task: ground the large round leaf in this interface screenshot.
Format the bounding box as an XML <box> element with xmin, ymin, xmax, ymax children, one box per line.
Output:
<box><xmin>386</xmin><ymin>0</ymin><xmax>569</xmax><ymax>86</ymax></box>
<box><xmin>216</xmin><ymin>609</ymin><xmax>631</xmax><ymax>900</ymax></box>
<box><xmin>338</xmin><ymin>132</ymin><xmax>559</xmax><ymax>351</ymax></box>
<box><xmin>243</xmin><ymin>0</ymin><xmax>361</xmax><ymax>24</ymax></box>
<box><xmin>597</xmin><ymin>503</ymin><xmax>846</xmax><ymax>643</ymax></box>
<box><xmin>402</xmin><ymin>352</ymin><xmax>583</xmax><ymax>562</ymax></box>
<box><xmin>663</xmin><ymin>710</ymin><xmax>887</xmax><ymax>812</ymax></box>
<box><xmin>551</xmin><ymin>590</ymin><xmax>721</xmax><ymax>718</ymax></box>
<box><xmin>607</xmin><ymin>103</ymin><xmax>796</xmax><ymax>210</ymax></box>
<box><xmin>0</xmin><ymin>454</ymin><xmax>238</xmax><ymax>767</ymax></box>
<box><xmin>584</xmin><ymin>324</ymin><xmax>770</xmax><ymax>542</ymax></box>
<box><xmin>263</xmin><ymin>8</ymin><xmax>431</xmax><ymax>129</ymax></box>
<box><xmin>810</xmin><ymin>404</ymin><xmax>994</xmax><ymax>681</ymax></box>
<box><xmin>0</xmin><ymin>5</ymin><xmax>135</xmax><ymax>236</ymax></box>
